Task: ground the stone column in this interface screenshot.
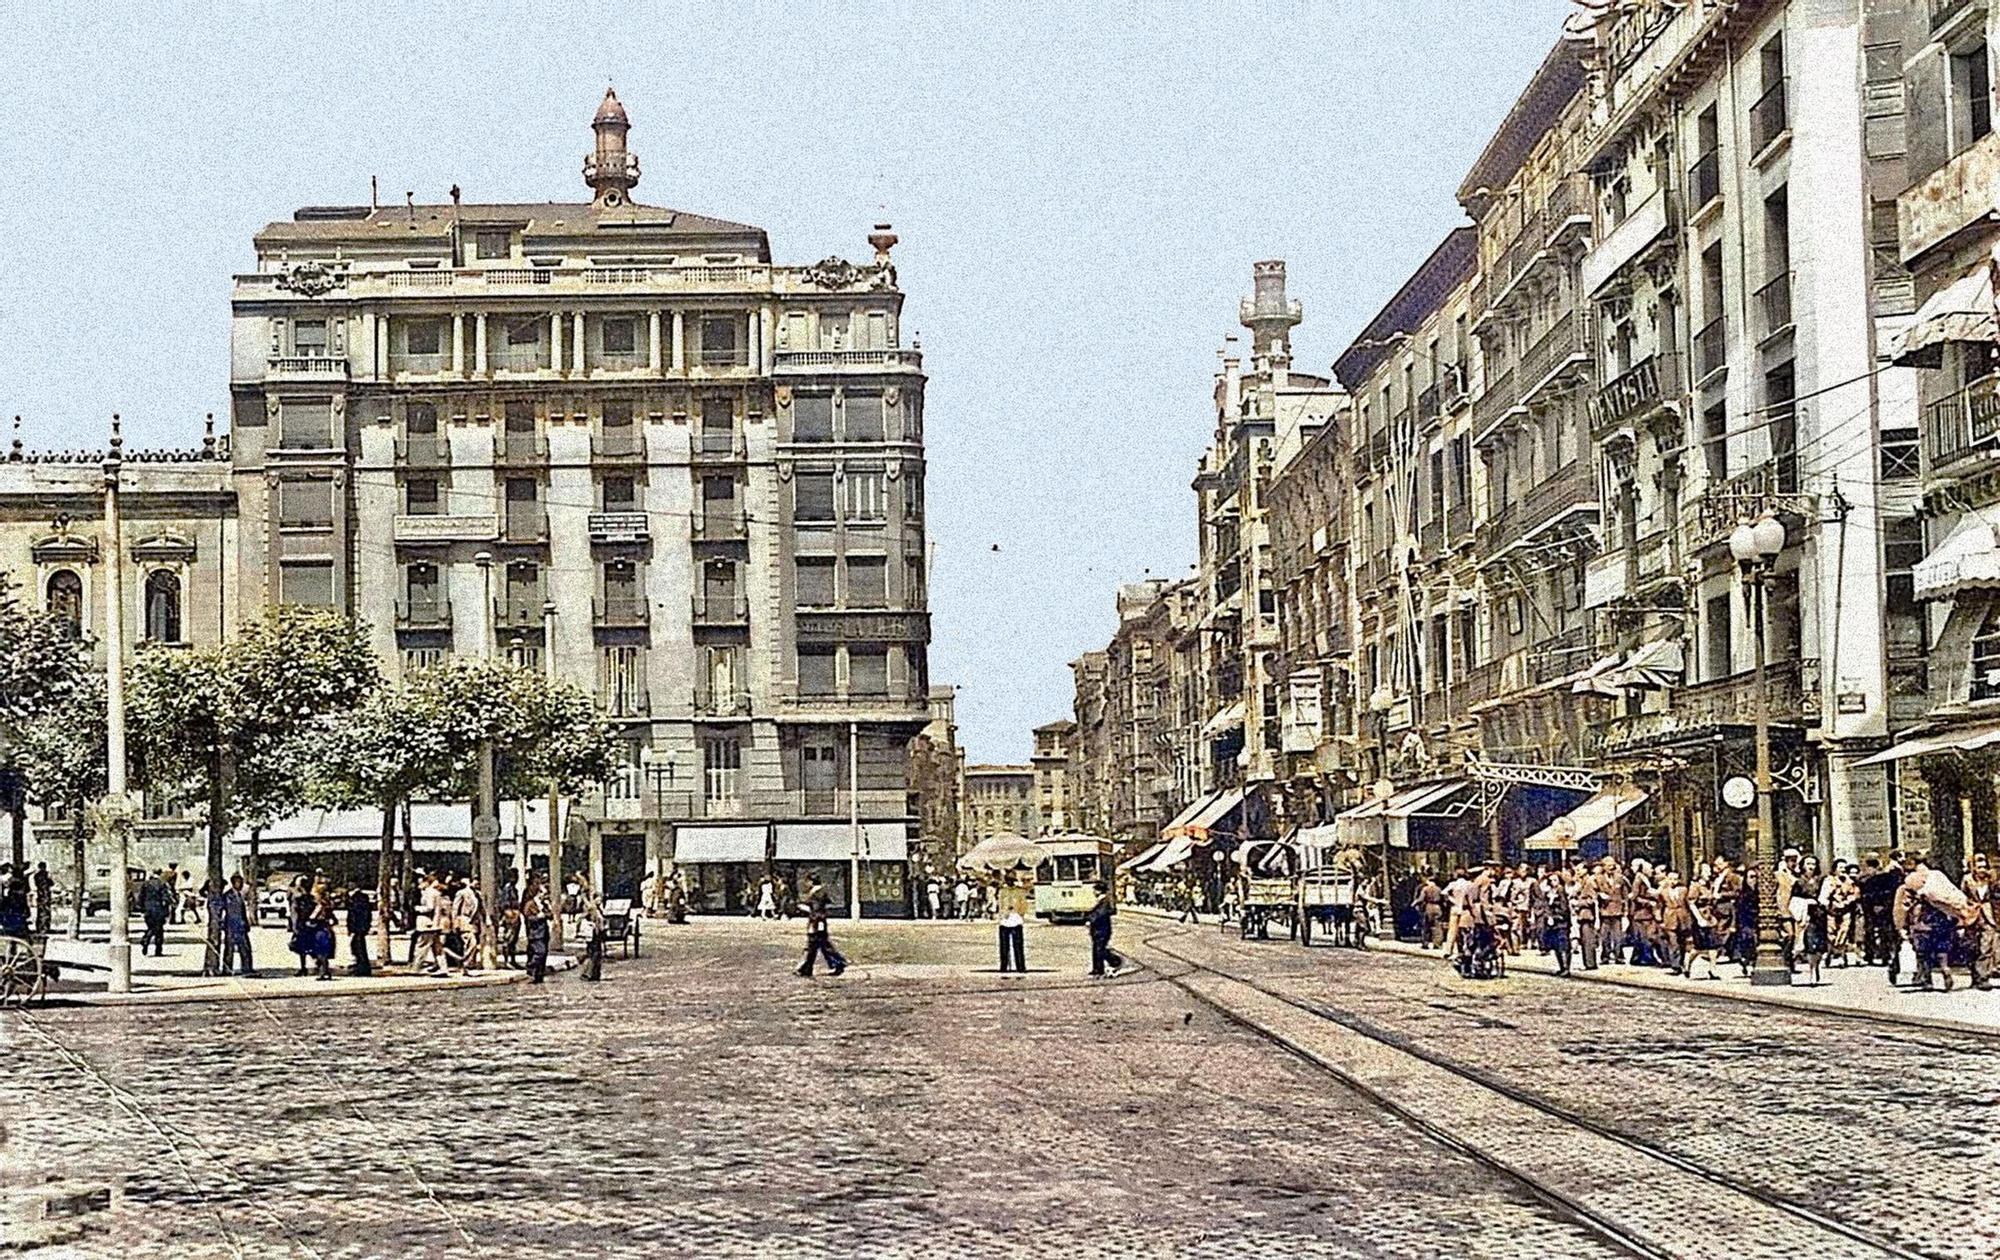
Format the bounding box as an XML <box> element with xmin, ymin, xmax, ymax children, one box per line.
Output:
<box><xmin>572</xmin><ymin>312</ymin><xmax>586</xmax><ymax>376</ymax></box>
<box><xmin>474</xmin><ymin>312</ymin><xmax>488</xmax><ymax>376</ymax></box>
<box><xmin>550</xmin><ymin>312</ymin><xmax>563</xmax><ymax>374</ymax></box>
<box><xmin>747</xmin><ymin>307</ymin><xmax>761</xmax><ymax>370</ymax></box>
<box><xmin>376</xmin><ymin>315</ymin><xmax>390</xmax><ymax>379</ymax></box>
<box><xmin>761</xmin><ymin>306</ymin><xmax>776</xmax><ymax>374</ymax></box>
<box><xmin>671</xmin><ymin>311</ymin><xmax>685</xmax><ymax>373</ymax></box>
<box><xmin>648</xmin><ymin>311</ymin><xmax>662</xmax><ymax>374</ymax></box>
<box><xmin>452</xmin><ymin>314</ymin><xmax>465</xmax><ymax>377</ymax></box>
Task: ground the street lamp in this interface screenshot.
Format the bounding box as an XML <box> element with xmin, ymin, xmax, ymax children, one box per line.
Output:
<box><xmin>1368</xmin><ymin>685</ymin><xmax>1396</xmax><ymax>939</ymax></box>
<box><xmin>1729</xmin><ymin>512</ymin><xmax>1790</xmax><ymax>987</ymax></box>
<box><xmin>472</xmin><ymin>550</ymin><xmax>499</xmax><ymax>969</ymax></box>
<box><xmin>541</xmin><ymin>598</ymin><xmax>563</xmax><ymax>947</ymax></box>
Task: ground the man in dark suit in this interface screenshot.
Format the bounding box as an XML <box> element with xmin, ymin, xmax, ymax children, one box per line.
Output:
<box><xmin>346</xmin><ymin>885</ymin><xmax>374</xmax><ymax>977</ymax></box>
<box><xmin>795</xmin><ymin>877</ymin><xmax>846</xmax><ymax>978</ymax></box>
<box><xmin>139</xmin><ymin>869</ymin><xmax>175</xmax><ymax>957</ymax></box>
<box><xmin>1087</xmin><ymin>881</ymin><xmax>1124</xmax><ymax>978</ymax></box>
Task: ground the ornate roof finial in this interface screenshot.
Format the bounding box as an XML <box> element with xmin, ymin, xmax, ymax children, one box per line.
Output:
<box><xmin>8</xmin><ymin>416</ymin><xmax>20</xmax><ymax>463</ymax></box>
<box><xmin>203</xmin><ymin>412</ymin><xmax>217</xmax><ymax>456</ymax></box>
<box><xmin>868</xmin><ymin>222</ymin><xmax>899</xmax><ymax>265</ymax></box>
<box><xmin>585</xmin><ymin>88</ymin><xmax>640</xmax><ymax>207</ymax></box>
<box><xmin>110</xmin><ymin>414</ymin><xmax>123</xmax><ymax>454</ymax></box>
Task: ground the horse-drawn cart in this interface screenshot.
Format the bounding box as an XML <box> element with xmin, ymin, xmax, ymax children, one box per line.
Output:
<box><xmin>0</xmin><ymin>934</ymin><xmax>55</xmax><ymax>1006</ymax></box>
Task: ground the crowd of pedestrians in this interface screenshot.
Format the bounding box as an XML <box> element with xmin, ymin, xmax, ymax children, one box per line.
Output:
<box><xmin>1410</xmin><ymin>847</ymin><xmax>1996</xmax><ymax>993</ymax></box>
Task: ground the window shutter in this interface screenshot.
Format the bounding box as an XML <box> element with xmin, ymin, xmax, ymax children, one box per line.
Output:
<box><xmin>1906</xmin><ymin>47</ymin><xmax>1949</xmax><ymax>184</ymax></box>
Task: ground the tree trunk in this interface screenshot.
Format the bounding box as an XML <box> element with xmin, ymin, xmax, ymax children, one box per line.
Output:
<box><xmin>203</xmin><ymin>746</ymin><xmax>231</xmax><ymax>976</ymax></box>
<box><xmin>68</xmin><ymin>809</ymin><xmax>85</xmax><ymax>941</ymax></box>
<box><xmin>376</xmin><ymin>795</ymin><xmax>396</xmax><ymax>967</ymax></box>
<box><xmin>6</xmin><ymin>775</ymin><xmax>24</xmax><ymax>871</ymax></box>
<box><xmin>401</xmin><ymin>799</ymin><xmax>415</xmax><ymax>910</ymax></box>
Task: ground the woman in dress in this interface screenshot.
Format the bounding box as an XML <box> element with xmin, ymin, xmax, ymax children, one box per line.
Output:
<box><xmin>288</xmin><ymin>875</ymin><xmax>316</xmax><ymax>977</ymax></box>
<box><xmin>1660</xmin><ymin>870</ymin><xmax>1695</xmax><ymax>976</ymax></box>
<box><xmin>308</xmin><ymin>880</ymin><xmax>338</xmax><ymax>981</ymax></box>
<box><xmin>1825</xmin><ymin>862</ymin><xmax>1862</xmax><ymax>967</ymax></box>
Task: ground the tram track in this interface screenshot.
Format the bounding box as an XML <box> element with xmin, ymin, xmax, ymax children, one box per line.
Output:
<box><xmin>1136</xmin><ymin>924</ymin><xmax>1936</xmax><ymax>1260</ymax></box>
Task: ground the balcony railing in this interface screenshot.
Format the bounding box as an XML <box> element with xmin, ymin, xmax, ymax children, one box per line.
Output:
<box><xmin>1519</xmin><ymin>309</ymin><xmax>1586</xmax><ymax>391</ymax></box>
<box><xmin>268</xmin><ymin>355</ymin><xmax>348</xmax><ymax>380</ymax></box>
<box><xmin>1692</xmin><ymin>458</ymin><xmax>1797</xmax><ymax>551</ymax></box>
<box><xmin>494</xmin><ymin>599</ymin><xmax>547</xmax><ymax>632</ymax></box>
<box><xmin>395</xmin><ymin>598</ymin><xmax>452</xmax><ymax>630</ymax></box>
<box><xmin>1687</xmin><ymin>151</ymin><xmax>1722</xmax><ymax>217</ymax></box>
<box><xmin>1591</xmin><ymin>352</ymin><xmax>1682</xmax><ymax>432</ymax></box>
<box><xmin>773</xmin><ymin>348</ymin><xmax>924</xmax><ymax>372</ymax></box>
<box><xmin>492</xmin><ymin>346</ymin><xmax>550</xmax><ymax>374</ymax></box>
<box><xmin>494</xmin><ymin>429</ymin><xmax>548</xmax><ymax>465</ymax></box>
<box><xmin>591</xmin><ymin>351</ymin><xmax>647</xmax><ymax>374</ymax></box>
<box><xmin>396</xmin><ymin>433</ymin><xmax>449</xmax><ymax>467</ymax></box>
<box><xmin>602</xmin><ymin>689</ymin><xmax>652</xmax><ymax>720</ymax></box>
<box><xmin>692</xmin><ymin>509</ymin><xmax>749</xmax><ymax>541</ymax></box>
<box><xmin>502</xmin><ymin>507</ymin><xmax>548</xmax><ymax>543</ymax></box>
<box><xmin>1750</xmin><ymin>78</ymin><xmax>1789</xmax><ymax>154</ymax></box>
<box><xmin>389</xmin><ymin>352</ymin><xmax>448</xmax><ymax>377</ymax></box>
<box><xmin>594</xmin><ymin>595</ymin><xmax>651</xmax><ymax>629</ymax></box>
<box><xmin>1604</xmin><ymin>659</ymin><xmax>1812</xmax><ymax>750</ymax></box>
<box><xmin>693</xmin><ymin>431</ymin><xmax>747</xmax><ymax>461</ymax></box>
<box><xmin>1756</xmin><ymin>272</ymin><xmax>1793</xmax><ymax>338</ymax></box>
<box><xmin>693</xmin><ymin>593</ymin><xmax>750</xmax><ymax>626</ymax></box>
<box><xmin>1474</xmin><ymin>367</ymin><xmax>1519</xmax><ymax>433</ymax></box>
<box><xmin>1478</xmin><ymin>461</ymin><xmax>1594</xmax><ymax>555</ymax></box>
<box><xmin>591</xmin><ymin>428</ymin><xmax>645</xmax><ymax>461</ymax></box>
<box><xmin>1924</xmin><ymin>371</ymin><xmax>2000</xmax><ymax>470</ymax></box>
<box><xmin>1695</xmin><ymin>316</ymin><xmax>1727</xmax><ymax>380</ymax></box>
<box><xmin>693</xmin><ymin>687</ymin><xmax>753</xmax><ymax>718</ymax></box>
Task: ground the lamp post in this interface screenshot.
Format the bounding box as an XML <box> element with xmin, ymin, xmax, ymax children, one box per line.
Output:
<box><xmin>1369</xmin><ymin>685</ymin><xmax>1395</xmax><ymax>937</ymax></box>
<box><xmin>473</xmin><ymin>550</ymin><xmax>499</xmax><ymax>969</ymax></box>
<box><xmin>1729</xmin><ymin>513</ymin><xmax>1791</xmax><ymax>987</ymax></box>
<box><xmin>101</xmin><ymin>420</ymin><xmax>133</xmax><ymax>993</ymax></box>
<box><xmin>542</xmin><ymin>599</ymin><xmax>563</xmax><ymax>948</ymax></box>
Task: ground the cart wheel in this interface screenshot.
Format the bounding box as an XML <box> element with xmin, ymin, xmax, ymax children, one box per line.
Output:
<box><xmin>0</xmin><ymin>936</ymin><xmax>43</xmax><ymax>1007</ymax></box>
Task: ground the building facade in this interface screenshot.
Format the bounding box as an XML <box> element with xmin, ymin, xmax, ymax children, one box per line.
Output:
<box><xmin>1030</xmin><ymin>719</ymin><xmax>1079</xmax><ymax>832</ymax></box>
<box><xmin>961</xmin><ymin>764</ymin><xmax>1037</xmax><ymax>843</ymax></box>
<box><xmin>1073</xmin><ymin>1</ymin><xmax>1932</xmax><ymax>882</ymax></box>
<box><xmin>4</xmin><ymin>92</ymin><xmax>934</xmax><ymax>913</ymax></box>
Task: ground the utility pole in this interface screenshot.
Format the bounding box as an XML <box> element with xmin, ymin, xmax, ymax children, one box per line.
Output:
<box><xmin>473</xmin><ymin>551</ymin><xmax>499</xmax><ymax>969</ymax></box>
<box><xmin>848</xmin><ymin>720</ymin><xmax>862</xmax><ymax>920</ymax></box>
<box><xmin>542</xmin><ymin>598</ymin><xmax>563</xmax><ymax>947</ymax></box>
<box><xmin>102</xmin><ymin>419</ymin><xmax>132</xmax><ymax>993</ymax></box>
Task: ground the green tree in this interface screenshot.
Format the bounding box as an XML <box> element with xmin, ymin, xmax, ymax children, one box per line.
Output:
<box><xmin>0</xmin><ymin>571</ymin><xmax>93</xmax><ymax>873</ymax></box>
<box><xmin>303</xmin><ymin>657</ymin><xmax>616</xmax><ymax>960</ymax></box>
<box><xmin>129</xmin><ymin>607</ymin><xmax>379</xmax><ymax>971</ymax></box>
<box><xmin>10</xmin><ymin>677</ymin><xmax>106</xmax><ymax>937</ymax></box>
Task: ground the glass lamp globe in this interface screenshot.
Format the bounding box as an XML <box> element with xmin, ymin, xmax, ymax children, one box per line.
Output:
<box><xmin>1751</xmin><ymin>514</ymin><xmax>1786</xmax><ymax>558</ymax></box>
<box><xmin>1728</xmin><ymin>521</ymin><xmax>1759</xmax><ymax>564</ymax></box>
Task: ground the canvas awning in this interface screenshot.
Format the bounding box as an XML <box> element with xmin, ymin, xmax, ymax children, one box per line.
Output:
<box><xmin>1914</xmin><ymin>515</ymin><xmax>2000</xmax><ymax>602</ymax></box>
<box><xmin>1201</xmin><ymin>701</ymin><xmax>1246</xmax><ymax>739</ymax></box>
<box><xmin>1141</xmin><ymin>834</ymin><xmax>1196</xmax><ymax>873</ymax></box>
<box><xmin>1602</xmin><ymin>638</ymin><xmax>1685</xmax><ymax>692</ymax></box>
<box><xmin>1160</xmin><ymin>793</ymin><xmax>1216</xmax><ymax>837</ymax></box>
<box><xmin>674</xmin><ymin>824</ymin><xmax>767</xmax><ymax>864</ymax></box>
<box><xmin>1563</xmin><ymin>654</ymin><xmax>1627</xmax><ymax>697</ymax></box>
<box><xmin>1117</xmin><ymin>841</ymin><xmax>1168</xmax><ymax>873</ymax></box>
<box><xmin>1891</xmin><ymin>264</ymin><xmax>1997</xmax><ymax>365</ymax></box>
<box><xmin>1180</xmin><ymin>787</ymin><xmax>1246</xmax><ymax>842</ymax></box>
<box><xmin>1518</xmin><ymin>787</ymin><xmax>1649</xmax><ymax>851</ymax></box>
<box><xmin>231</xmin><ymin>800</ymin><xmax>567</xmax><ymax>852</ymax></box>
<box><xmin>1332</xmin><ymin>780</ymin><xmax>1473</xmax><ymax>848</ymax></box>
<box><xmin>776</xmin><ymin>822</ymin><xmax>909</xmax><ymax>863</ymax></box>
<box><xmin>1859</xmin><ymin>720</ymin><xmax>2000</xmax><ymax>764</ymax></box>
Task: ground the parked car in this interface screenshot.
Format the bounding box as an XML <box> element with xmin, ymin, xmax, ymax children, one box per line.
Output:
<box><xmin>258</xmin><ymin>872</ymin><xmax>306</xmax><ymax>925</ymax></box>
<box><xmin>82</xmin><ymin>866</ymin><xmax>148</xmax><ymax>917</ymax></box>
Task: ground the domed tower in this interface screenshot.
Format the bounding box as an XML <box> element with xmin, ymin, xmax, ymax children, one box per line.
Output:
<box><xmin>1238</xmin><ymin>259</ymin><xmax>1302</xmax><ymax>362</ymax></box>
<box><xmin>584</xmin><ymin>88</ymin><xmax>641</xmax><ymax>206</ymax></box>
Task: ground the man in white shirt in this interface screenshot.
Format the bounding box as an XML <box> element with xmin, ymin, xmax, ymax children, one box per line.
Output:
<box><xmin>1441</xmin><ymin>869</ymin><xmax>1473</xmax><ymax>959</ymax></box>
<box><xmin>415</xmin><ymin>874</ymin><xmax>447</xmax><ymax>976</ymax></box>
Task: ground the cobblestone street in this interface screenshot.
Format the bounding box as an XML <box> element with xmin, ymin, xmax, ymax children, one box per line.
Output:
<box><xmin>3</xmin><ymin>918</ymin><xmax>1618</xmax><ymax>1260</ymax></box>
<box><xmin>8</xmin><ymin>915</ymin><xmax>1992</xmax><ymax>1258</ymax></box>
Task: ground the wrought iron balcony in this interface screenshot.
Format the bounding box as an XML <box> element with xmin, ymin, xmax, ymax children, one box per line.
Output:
<box><xmin>591</xmin><ymin>428</ymin><xmax>645</xmax><ymax>461</ymax></box>
<box><xmin>1591</xmin><ymin>352</ymin><xmax>1683</xmax><ymax>432</ymax></box>
<box><xmin>1603</xmin><ymin>659</ymin><xmax>1814</xmax><ymax>751</ymax></box>
<box><xmin>1687</xmin><ymin>150</ymin><xmax>1722</xmax><ymax>217</ymax></box>
<box><xmin>1923</xmin><ymin>371</ymin><xmax>2000</xmax><ymax>472</ymax></box>
<box><xmin>693</xmin><ymin>686</ymin><xmax>753</xmax><ymax>718</ymax></box>
<box><xmin>692</xmin><ymin>431</ymin><xmax>747</xmax><ymax>462</ymax></box>
<box><xmin>1750</xmin><ymin>78</ymin><xmax>1789</xmax><ymax>155</ymax></box>
<box><xmin>1695</xmin><ymin>316</ymin><xmax>1727</xmax><ymax>380</ymax></box>
<box><xmin>692</xmin><ymin>509</ymin><xmax>749</xmax><ymax>541</ymax></box>
<box><xmin>1756</xmin><ymin>272</ymin><xmax>1793</xmax><ymax>339</ymax></box>
<box><xmin>1932</xmin><ymin>0</ymin><xmax>1977</xmax><ymax>29</ymax></box>
<box><xmin>693</xmin><ymin>592</ymin><xmax>750</xmax><ymax>626</ymax></box>
<box><xmin>396</xmin><ymin>432</ymin><xmax>449</xmax><ymax>467</ymax></box>
<box><xmin>594</xmin><ymin>595</ymin><xmax>650</xmax><ymax>629</ymax></box>
<box><xmin>395</xmin><ymin>598</ymin><xmax>452</xmax><ymax>630</ymax></box>
<box><xmin>494</xmin><ymin>429</ymin><xmax>549</xmax><ymax>465</ymax></box>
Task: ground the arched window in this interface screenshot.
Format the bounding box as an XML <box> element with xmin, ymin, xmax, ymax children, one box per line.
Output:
<box><xmin>144</xmin><ymin>569</ymin><xmax>183</xmax><ymax>644</ymax></box>
<box><xmin>45</xmin><ymin>569</ymin><xmax>83</xmax><ymax>634</ymax></box>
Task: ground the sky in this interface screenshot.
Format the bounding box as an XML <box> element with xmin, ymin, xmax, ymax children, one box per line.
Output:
<box><xmin>0</xmin><ymin>1</ymin><xmax>1575</xmax><ymax>764</ymax></box>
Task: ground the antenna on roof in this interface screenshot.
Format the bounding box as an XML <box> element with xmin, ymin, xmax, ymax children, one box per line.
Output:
<box><xmin>370</xmin><ymin>175</ymin><xmax>378</xmax><ymax>210</ymax></box>
<box><xmin>405</xmin><ymin>191</ymin><xmax>415</xmax><ymax>223</ymax></box>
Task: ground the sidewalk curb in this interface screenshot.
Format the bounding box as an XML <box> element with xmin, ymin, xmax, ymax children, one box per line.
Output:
<box><xmin>1119</xmin><ymin>902</ymin><xmax>2000</xmax><ymax>1041</ymax></box>
<box><xmin>36</xmin><ymin>955</ymin><xmax>579</xmax><ymax>1009</ymax></box>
